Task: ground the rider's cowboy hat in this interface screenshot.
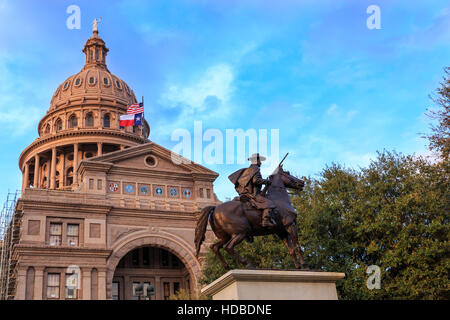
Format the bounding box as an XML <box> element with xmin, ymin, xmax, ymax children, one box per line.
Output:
<box><xmin>248</xmin><ymin>153</ymin><xmax>266</xmax><ymax>164</ymax></box>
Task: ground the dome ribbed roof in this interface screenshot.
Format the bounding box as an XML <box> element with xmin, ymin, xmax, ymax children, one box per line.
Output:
<box><xmin>49</xmin><ymin>30</ymin><xmax>137</xmax><ymax>111</ymax></box>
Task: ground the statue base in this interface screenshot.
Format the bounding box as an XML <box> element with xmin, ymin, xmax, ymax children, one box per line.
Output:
<box><xmin>201</xmin><ymin>269</ymin><xmax>345</xmax><ymax>300</ymax></box>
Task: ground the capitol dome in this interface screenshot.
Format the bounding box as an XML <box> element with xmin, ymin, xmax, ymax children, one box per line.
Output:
<box><xmin>49</xmin><ymin>32</ymin><xmax>137</xmax><ymax>111</ymax></box>
<box><xmin>19</xmin><ymin>28</ymin><xmax>150</xmax><ymax>191</ymax></box>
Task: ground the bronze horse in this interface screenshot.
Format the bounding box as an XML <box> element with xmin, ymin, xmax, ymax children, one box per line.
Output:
<box><xmin>195</xmin><ymin>165</ymin><xmax>308</xmax><ymax>269</ymax></box>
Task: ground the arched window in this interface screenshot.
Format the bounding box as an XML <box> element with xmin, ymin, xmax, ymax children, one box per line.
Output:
<box><xmin>69</xmin><ymin>115</ymin><xmax>78</xmax><ymax>128</ymax></box>
<box><xmin>66</xmin><ymin>167</ymin><xmax>73</xmax><ymax>186</ymax></box>
<box><xmin>104</xmin><ymin>114</ymin><xmax>110</xmax><ymax>128</ymax></box>
<box><xmin>55</xmin><ymin>119</ymin><xmax>62</xmax><ymax>132</ymax></box>
<box><xmin>85</xmin><ymin>113</ymin><xmax>94</xmax><ymax>127</ymax></box>
<box><xmin>55</xmin><ymin>171</ymin><xmax>60</xmax><ymax>189</ymax></box>
<box><xmin>42</xmin><ymin>177</ymin><xmax>47</xmax><ymax>189</ymax></box>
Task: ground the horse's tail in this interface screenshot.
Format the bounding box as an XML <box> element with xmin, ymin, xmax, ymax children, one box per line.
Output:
<box><xmin>195</xmin><ymin>205</ymin><xmax>215</xmax><ymax>258</ymax></box>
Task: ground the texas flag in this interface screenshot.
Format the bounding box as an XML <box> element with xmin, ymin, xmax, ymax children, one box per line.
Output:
<box><xmin>119</xmin><ymin>114</ymin><xmax>134</xmax><ymax>127</ymax></box>
<box><xmin>120</xmin><ymin>113</ymin><xmax>143</xmax><ymax>127</ymax></box>
<box><xmin>134</xmin><ymin>113</ymin><xmax>143</xmax><ymax>126</ymax></box>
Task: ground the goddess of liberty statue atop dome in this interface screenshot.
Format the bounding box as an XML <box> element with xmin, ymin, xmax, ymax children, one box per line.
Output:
<box><xmin>92</xmin><ymin>17</ymin><xmax>102</xmax><ymax>33</ymax></box>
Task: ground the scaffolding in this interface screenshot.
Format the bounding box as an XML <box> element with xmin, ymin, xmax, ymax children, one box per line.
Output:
<box><xmin>0</xmin><ymin>190</ymin><xmax>21</xmax><ymax>300</ymax></box>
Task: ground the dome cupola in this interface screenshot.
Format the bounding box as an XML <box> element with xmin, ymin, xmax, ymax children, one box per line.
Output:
<box><xmin>82</xmin><ymin>28</ymin><xmax>109</xmax><ymax>70</ymax></box>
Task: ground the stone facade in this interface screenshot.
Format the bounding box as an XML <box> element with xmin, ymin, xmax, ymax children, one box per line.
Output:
<box><xmin>11</xmin><ymin>29</ymin><xmax>219</xmax><ymax>300</ymax></box>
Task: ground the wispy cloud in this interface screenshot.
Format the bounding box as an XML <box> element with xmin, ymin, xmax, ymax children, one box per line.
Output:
<box><xmin>0</xmin><ymin>54</ymin><xmax>44</xmax><ymax>136</ymax></box>
<box><xmin>161</xmin><ymin>63</ymin><xmax>234</xmax><ymax>112</ymax></box>
<box><xmin>155</xmin><ymin>63</ymin><xmax>236</xmax><ymax>137</ymax></box>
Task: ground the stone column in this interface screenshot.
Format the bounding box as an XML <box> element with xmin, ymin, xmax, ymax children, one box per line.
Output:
<box><xmin>98</xmin><ymin>269</ymin><xmax>106</xmax><ymax>300</ymax></box>
<box><xmin>34</xmin><ymin>267</ymin><xmax>44</xmax><ymax>300</ymax></box>
<box><xmin>97</xmin><ymin>142</ymin><xmax>103</xmax><ymax>156</ymax></box>
<box><xmin>46</xmin><ymin>159</ymin><xmax>50</xmax><ymax>188</ymax></box>
<box><xmin>22</xmin><ymin>162</ymin><xmax>30</xmax><ymax>191</ymax></box>
<box><xmin>15</xmin><ymin>268</ymin><xmax>27</xmax><ymax>300</ymax></box>
<box><xmin>73</xmin><ymin>143</ymin><xmax>79</xmax><ymax>185</ymax></box>
<box><xmin>82</xmin><ymin>268</ymin><xmax>91</xmax><ymax>300</ymax></box>
<box><xmin>123</xmin><ymin>275</ymin><xmax>131</xmax><ymax>300</ymax></box>
<box><xmin>33</xmin><ymin>154</ymin><xmax>40</xmax><ymax>188</ymax></box>
<box><xmin>50</xmin><ymin>147</ymin><xmax>56</xmax><ymax>189</ymax></box>
<box><xmin>155</xmin><ymin>276</ymin><xmax>162</xmax><ymax>300</ymax></box>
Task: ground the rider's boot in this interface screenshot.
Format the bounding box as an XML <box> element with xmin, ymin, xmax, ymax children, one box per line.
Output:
<box><xmin>261</xmin><ymin>209</ymin><xmax>276</xmax><ymax>228</ymax></box>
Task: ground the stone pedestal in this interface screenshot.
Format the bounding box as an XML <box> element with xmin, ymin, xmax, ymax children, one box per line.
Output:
<box><xmin>201</xmin><ymin>269</ymin><xmax>345</xmax><ymax>300</ymax></box>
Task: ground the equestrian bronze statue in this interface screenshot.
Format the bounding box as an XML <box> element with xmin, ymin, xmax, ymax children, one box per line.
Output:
<box><xmin>195</xmin><ymin>153</ymin><xmax>308</xmax><ymax>269</ymax></box>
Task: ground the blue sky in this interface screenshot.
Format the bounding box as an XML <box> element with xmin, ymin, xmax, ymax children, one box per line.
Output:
<box><xmin>0</xmin><ymin>0</ymin><xmax>449</xmax><ymax>201</ymax></box>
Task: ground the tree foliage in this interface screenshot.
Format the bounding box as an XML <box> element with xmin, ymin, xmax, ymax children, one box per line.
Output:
<box><xmin>426</xmin><ymin>66</ymin><xmax>450</xmax><ymax>160</ymax></box>
<box><xmin>200</xmin><ymin>69</ymin><xmax>449</xmax><ymax>299</ymax></box>
<box><xmin>200</xmin><ymin>151</ymin><xmax>449</xmax><ymax>299</ymax></box>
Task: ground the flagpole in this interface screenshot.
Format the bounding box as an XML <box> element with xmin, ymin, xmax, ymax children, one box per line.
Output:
<box><xmin>142</xmin><ymin>96</ymin><xmax>144</xmax><ymax>121</ymax></box>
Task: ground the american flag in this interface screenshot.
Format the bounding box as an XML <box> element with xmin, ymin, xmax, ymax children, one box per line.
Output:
<box><xmin>127</xmin><ymin>102</ymin><xmax>144</xmax><ymax>115</ymax></box>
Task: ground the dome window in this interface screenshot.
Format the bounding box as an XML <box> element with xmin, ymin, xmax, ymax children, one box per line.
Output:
<box><xmin>103</xmin><ymin>114</ymin><xmax>111</xmax><ymax>128</ymax></box>
<box><xmin>89</xmin><ymin>77</ymin><xmax>96</xmax><ymax>86</ymax></box>
<box><xmin>85</xmin><ymin>113</ymin><xmax>94</xmax><ymax>127</ymax></box>
<box><xmin>44</xmin><ymin>124</ymin><xmax>50</xmax><ymax>135</ymax></box>
<box><xmin>55</xmin><ymin>119</ymin><xmax>63</xmax><ymax>132</ymax></box>
<box><xmin>103</xmin><ymin>77</ymin><xmax>109</xmax><ymax>86</ymax></box>
<box><xmin>75</xmin><ymin>78</ymin><xmax>81</xmax><ymax>86</ymax></box>
<box><xmin>63</xmin><ymin>81</ymin><xmax>70</xmax><ymax>90</ymax></box>
<box><xmin>69</xmin><ymin>115</ymin><xmax>78</xmax><ymax>128</ymax></box>
<box><xmin>125</xmin><ymin>85</ymin><xmax>131</xmax><ymax>95</ymax></box>
<box><xmin>115</xmin><ymin>80</ymin><xmax>121</xmax><ymax>89</ymax></box>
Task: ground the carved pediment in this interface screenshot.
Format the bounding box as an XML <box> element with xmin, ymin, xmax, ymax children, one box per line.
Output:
<box><xmin>83</xmin><ymin>142</ymin><xmax>218</xmax><ymax>178</ymax></box>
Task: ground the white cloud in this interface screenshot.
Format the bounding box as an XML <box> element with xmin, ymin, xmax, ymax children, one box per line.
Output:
<box><xmin>161</xmin><ymin>63</ymin><xmax>234</xmax><ymax>113</ymax></box>
<box><xmin>136</xmin><ymin>23</ymin><xmax>178</xmax><ymax>45</ymax></box>
<box><xmin>340</xmin><ymin>152</ymin><xmax>376</xmax><ymax>169</ymax></box>
<box><xmin>0</xmin><ymin>54</ymin><xmax>45</xmax><ymax>136</ymax></box>
<box><xmin>327</xmin><ymin>103</ymin><xmax>338</xmax><ymax>114</ymax></box>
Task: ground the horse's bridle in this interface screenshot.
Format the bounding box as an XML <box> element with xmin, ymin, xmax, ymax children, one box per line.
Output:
<box><xmin>269</xmin><ymin>170</ymin><xmax>303</xmax><ymax>191</ymax></box>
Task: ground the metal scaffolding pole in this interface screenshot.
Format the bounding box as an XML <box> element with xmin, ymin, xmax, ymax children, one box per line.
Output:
<box><xmin>0</xmin><ymin>190</ymin><xmax>20</xmax><ymax>300</ymax></box>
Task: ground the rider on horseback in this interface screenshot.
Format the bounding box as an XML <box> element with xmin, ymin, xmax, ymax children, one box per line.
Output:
<box><xmin>228</xmin><ymin>153</ymin><xmax>277</xmax><ymax>228</ymax></box>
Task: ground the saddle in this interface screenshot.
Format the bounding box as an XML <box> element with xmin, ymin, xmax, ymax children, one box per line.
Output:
<box><xmin>234</xmin><ymin>195</ymin><xmax>279</xmax><ymax>220</ymax></box>
<box><xmin>233</xmin><ymin>195</ymin><xmax>257</xmax><ymax>212</ymax></box>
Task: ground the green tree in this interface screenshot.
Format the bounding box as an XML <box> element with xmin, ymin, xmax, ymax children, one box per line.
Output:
<box><xmin>200</xmin><ymin>151</ymin><xmax>449</xmax><ymax>299</ymax></box>
<box><xmin>425</xmin><ymin>66</ymin><xmax>450</xmax><ymax>160</ymax></box>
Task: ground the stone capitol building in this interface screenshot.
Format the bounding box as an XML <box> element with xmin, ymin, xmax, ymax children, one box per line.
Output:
<box><xmin>0</xmin><ymin>28</ymin><xmax>220</xmax><ymax>300</ymax></box>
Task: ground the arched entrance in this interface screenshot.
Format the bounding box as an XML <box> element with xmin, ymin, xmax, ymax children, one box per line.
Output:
<box><xmin>112</xmin><ymin>246</ymin><xmax>190</xmax><ymax>300</ymax></box>
<box><xmin>106</xmin><ymin>233</ymin><xmax>201</xmax><ymax>300</ymax></box>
